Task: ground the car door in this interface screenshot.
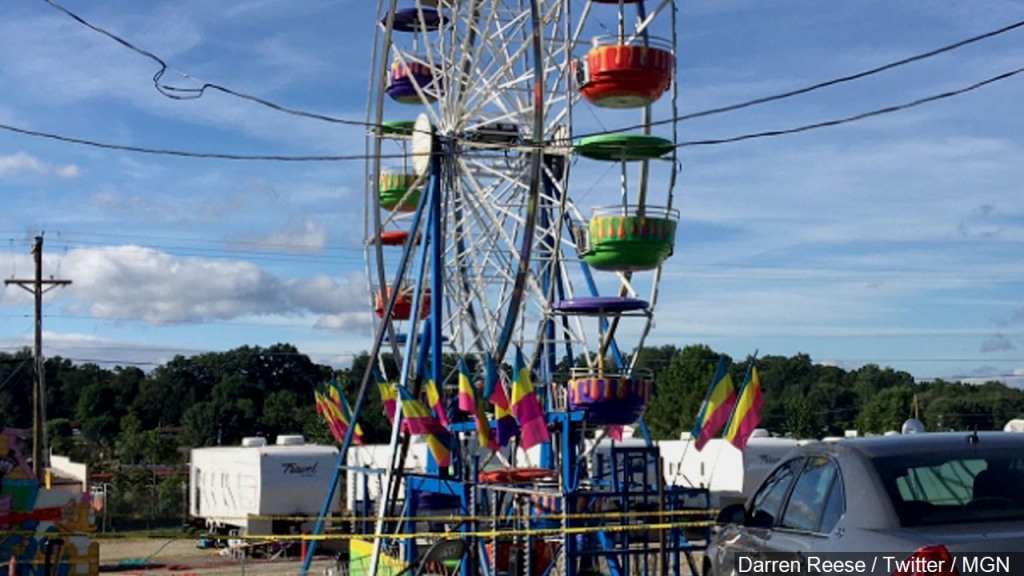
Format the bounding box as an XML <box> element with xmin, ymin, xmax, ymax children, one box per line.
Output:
<box><xmin>763</xmin><ymin>456</ymin><xmax>846</xmax><ymax>557</ymax></box>
<box><xmin>713</xmin><ymin>457</ymin><xmax>805</xmax><ymax>575</ymax></box>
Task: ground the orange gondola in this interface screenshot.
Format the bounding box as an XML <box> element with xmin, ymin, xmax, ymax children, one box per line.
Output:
<box><xmin>477</xmin><ymin>468</ymin><xmax>557</xmax><ymax>484</ymax></box>
<box><xmin>379</xmin><ymin>230</ymin><xmax>418</xmax><ymax>246</ymax></box>
<box><xmin>575</xmin><ymin>38</ymin><xmax>674</xmax><ymax>109</ymax></box>
<box><xmin>374</xmin><ymin>286</ymin><xmax>430</xmax><ymax>320</ymax></box>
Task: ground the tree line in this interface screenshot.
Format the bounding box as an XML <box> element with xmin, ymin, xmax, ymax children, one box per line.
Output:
<box><xmin>1</xmin><ymin>343</ymin><xmax>1021</xmax><ymax>470</ymax></box>
<box><xmin>2</xmin><ymin>342</ymin><xmax>1020</xmax><ymax>529</ymax></box>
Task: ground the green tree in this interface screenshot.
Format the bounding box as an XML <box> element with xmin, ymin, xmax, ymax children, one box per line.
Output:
<box><xmin>0</xmin><ymin>349</ymin><xmax>34</xmax><ymax>429</ymax></box>
<box><xmin>258</xmin><ymin>389</ymin><xmax>304</xmax><ymax>439</ymax></box>
<box><xmin>644</xmin><ymin>345</ymin><xmax>723</xmax><ymax>440</ymax></box>
<box><xmin>856</xmin><ymin>384</ymin><xmax>917</xmax><ymax>433</ymax></box>
<box><xmin>783</xmin><ymin>395</ymin><xmax>813</xmax><ymax>438</ymax></box>
<box><xmin>180</xmin><ymin>401</ymin><xmax>218</xmax><ymax>447</ymax></box>
<box><xmin>115</xmin><ymin>414</ymin><xmax>178</xmax><ymax>465</ymax></box>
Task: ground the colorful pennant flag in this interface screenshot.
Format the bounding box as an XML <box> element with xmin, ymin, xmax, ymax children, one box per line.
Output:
<box><xmin>316</xmin><ymin>378</ymin><xmax>364</xmax><ymax>445</ymax></box>
<box><xmin>691</xmin><ymin>357</ymin><xmax>738</xmax><ymax>451</ymax></box>
<box><xmin>490</xmin><ymin>379</ymin><xmax>519</xmax><ymax>447</ymax></box>
<box><xmin>397</xmin><ymin>386</ymin><xmax>452</xmax><ymax>467</ymax></box>
<box><xmin>458</xmin><ymin>357</ymin><xmax>496</xmax><ymax>449</ymax></box>
<box><xmin>373</xmin><ymin>366</ymin><xmax>399</xmax><ymax>425</ymax></box>
<box><xmin>314</xmin><ymin>390</ymin><xmax>345</xmax><ymax>441</ymax></box>
<box><xmin>724</xmin><ymin>365</ymin><xmax>763</xmax><ymax>451</ymax></box>
<box><xmin>378</xmin><ymin>382</ymin><xmax>398</xmax><ymax>425</ymax></box>
<box><xmin>483</xmin><ymin>354</ymin><xmax>499</xmax><ymax>402</ymax></box>
<box><xmin>423</xmin><ymin>373</ymin><xmax>450</xmax><ymax>428</ymax></box>
<box><xmin>511</xmin><ymin>347</ymin><xmax>550</xmax><ymax>450</ymax></box>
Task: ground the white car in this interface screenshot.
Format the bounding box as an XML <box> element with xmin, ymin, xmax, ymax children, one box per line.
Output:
<box><xmin>705</xmin><ymin>431</ymin><xmax>1024</xmax><ymax>576</ymax></box>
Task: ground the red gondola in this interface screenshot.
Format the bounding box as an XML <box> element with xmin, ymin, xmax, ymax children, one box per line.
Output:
<box><xmin>576</xmin><ymin>39</ymin><xmax>673</xmax><ymax>109</ymax></box>
<box><xmin>379</xmin><ymin>231</ymin><xmax>411</xmax><ymax>246</ymax></box>
<box><xmin>374</xmin><ymin>286</ymin><xmax>430</xmax><ymax>320</ymax></box>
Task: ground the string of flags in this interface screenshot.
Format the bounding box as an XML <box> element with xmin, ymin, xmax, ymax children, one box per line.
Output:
<box><xmin>316</xmin><ymin>347</ymin><xmax>556</xmax><ymax>464</ymax></box>
<box><xmin>317</xmin><ymin>350</ymin><xmax>764</xmax><ymax>466</ymax></box>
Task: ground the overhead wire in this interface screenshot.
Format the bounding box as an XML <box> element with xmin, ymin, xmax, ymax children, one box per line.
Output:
<box><xmin>0</xmin><ymin>121</ymin><xmax>408</xmax><ymax>162</ymax></box>
<box><xmin>573</xmin><ymin>15</ymin><xmax>1024</xmax><ymax>139</ymax></box>
<box><xmin>5</xmin><ymin>61</ymin><xmax>1022</xmax><ymax>161</ymax></box>
<box><xmin>38</xmin><ymin>0</ymin><xmax>1024</xmax><ymax>156</ymax></box>
<box><xmin>672</xmin><ymin>64</ymin><xmax>1024</xmax><ymax>148</ymax></box>
<box><xmin>40</xmin><ymin>0</ymin><xmax>376</xmax><ymax>130</ymax></box>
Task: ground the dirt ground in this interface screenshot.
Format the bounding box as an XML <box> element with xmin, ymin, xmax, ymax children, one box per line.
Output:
<box><xmin>98</xmin><ymin>538</ymin><xmax>337</xmax><ymax>576</ymax></box>
<box><xmin>98</xmin><ymin>538</ymin><xmax>701</xmax><ymax>576</ymax></box>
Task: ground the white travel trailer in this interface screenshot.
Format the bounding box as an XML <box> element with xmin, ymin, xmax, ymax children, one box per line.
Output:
<box><xmin>189</xmin><ymin>435</ymin><xmax>341</xmax><ymax>537</ymax></box>
<box><xmin>659</xmin><ymin>430</ymin><xmax>800</xmax><ymax>508</ymax></box>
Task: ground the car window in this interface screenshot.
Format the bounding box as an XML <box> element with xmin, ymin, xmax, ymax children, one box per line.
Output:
<box><xmin>819</xmin><ymin>474</ymin><xmax>845</xmax><ymax>534</ymax></box>
<box><xmin>873</xmin><ymin>447</ymin><xmax>1024</xmax><ymax>527</ymax></box>
<box><xmin>894</xmin><ymin>458</ymin><xmax>982</xmax><ymax>506</ymax></box>
<box><xmin>780</xmin><ymin>457</ymin><xmax>839</xmax><ymax>533</ymax></box>
<box><xmin>748</xmin><ymin>458</ymin><xmax>803</xmax><ymax>529</ymax></box>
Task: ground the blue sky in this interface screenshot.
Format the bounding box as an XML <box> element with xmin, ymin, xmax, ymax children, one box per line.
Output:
<box><xmin>1</xmin><ymin>0</ymin><xmax>1023</xmax><ymax>387</ymax></box>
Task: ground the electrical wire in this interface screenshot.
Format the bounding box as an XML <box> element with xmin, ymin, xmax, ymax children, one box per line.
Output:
<box><xmin>672</xmin><ymin>64</ymin><xmax>1024</xmax><ymax>148</ymax></box>
<box><xmin>44</xmin><ymin>0</ymin><xmax>1024</xmax><ymax>151</ymax></box>
<box><xmin>0</xmin><ymin>121</ymin><xmax>410</xmax><ymax>161</ymax></box>
<box><xmin>41</xmin><ymin>0</ymin><xmax>376</xmax><ymax>130</ymax></box>
<box><xmin>7</xmin><ymin>52</ymin><xmax>1017</xmax><ymax>166</ymax></box>
<box><xmin>573</xmin><ymin>16</ymin><xmax>1024</xmax><ymax>139</ymax></box>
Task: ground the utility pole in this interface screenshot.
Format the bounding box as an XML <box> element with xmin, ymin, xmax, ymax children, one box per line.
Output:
<box><xmin>5</xmin><ymin>235</ymin><xmax>71</xmax><ymax>478</ymax></box>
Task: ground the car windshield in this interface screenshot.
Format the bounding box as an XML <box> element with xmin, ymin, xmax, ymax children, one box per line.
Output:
<box><xmin>872</xmin><ymin>445</ymin><xmax>1024</xmax><ymax>527</ymax></box>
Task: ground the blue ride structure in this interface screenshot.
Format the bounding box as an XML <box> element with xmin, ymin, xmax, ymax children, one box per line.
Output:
<box><xmin>300</xmin><ymin>2</ymin><xmax>712</xmax><ymax>576</ymax></box>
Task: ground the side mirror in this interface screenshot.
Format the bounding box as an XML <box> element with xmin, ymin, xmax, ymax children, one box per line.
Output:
<box><xmin>716</xmin><ymin>503</ymin><xmax>747</xmax><ymax>525</ymax></box>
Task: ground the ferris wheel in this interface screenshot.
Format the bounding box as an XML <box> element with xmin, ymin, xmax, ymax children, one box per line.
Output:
<box><xmin>334</xmin><ymin>2</ymin><xmax>696</xmax><ymax>576</ymax></box>
<box><xmin>364</xmin><ymin>0</ymin><xmax>679</xmax><ymax>394</ymax></box>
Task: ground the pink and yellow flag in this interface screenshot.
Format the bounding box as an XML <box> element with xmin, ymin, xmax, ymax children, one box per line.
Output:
<box><xmin>378</xmin><ymin>381</ymin><xmax>398</xmax><ymax>425</ymax></box>
<box><xmin>457</xmin><ymin>358</ymin><xmax>495</xmax><ymax>449</ymax></box>
<box><xmin>724</xmin><ymin>366</ymin><xmax>763</xmax><ymax>451</ymax></box>
<box><xmin>398</xmin><ymin>386</ymin><xmax>451</xmax><ymax>466</ymax></box>
<box><xmin>424</xmin><ymin>377</ymin><xmax>450</xmax><ymax>428</ymax></box>
<box><xmin>316</xmin><ymin>379</ymin><xmax>364</xmax><ymax>445</ymax></box>
<box><xmin>511</xmin><ymin>347</ymin><xmax>549</xmax><ymax>450</ymax></box>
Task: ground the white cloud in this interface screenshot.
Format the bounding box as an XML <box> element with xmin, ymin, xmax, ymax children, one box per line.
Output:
<box><xmin>0</xmin><ymin>332</ymin><xmax>206</xmax><ymax>369</ymax></box>
<box><xmin>314</xmin><ymin>312</ymin><xmax>374</xmax><ymax>334</ymax></box>
<box><xmin>289</xmin><ymin>272</ymin><xmax>369</xmax><ymax>314</ymax></box>
<box><xmin>14</xmin><ymin>245</ymin><xmax>373</xmax><ymax>325</ymax></box>
<box><xmin>0</xmin><ymin>152</ymin><xmax>79</xmax><ymax>179</ymax></box>
<box><xmin>239</xmin><ymin>220</ymin><xmax>330</xmax><ymax>254</ymax></box>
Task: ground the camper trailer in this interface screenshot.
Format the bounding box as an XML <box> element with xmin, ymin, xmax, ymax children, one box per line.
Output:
<box><xmin>189</xmin><ymin>436</ymin><xmax>340</xmax><ymax>537</ymax></box>
<box><xmin>660</xmin><ymin>430</ymin><xmax>800</xmax><ymax>508</ymax></box>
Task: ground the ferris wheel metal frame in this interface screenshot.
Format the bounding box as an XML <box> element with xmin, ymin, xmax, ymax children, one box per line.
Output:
<box><xmin>301</xmin><ymin>2</ymin><xmax>710</xmax><ymax>576</ymax></box>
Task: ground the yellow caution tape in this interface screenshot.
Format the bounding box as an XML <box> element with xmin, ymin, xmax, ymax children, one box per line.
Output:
<box><xmin>189</xmin><ymin>519</ymin><xmax>717</xmax><ymax>542</ymax></box>
<box><xmin>181</xmin><ymin>508</ymin><xmax>718</xmax><ymax>524</ymax></box>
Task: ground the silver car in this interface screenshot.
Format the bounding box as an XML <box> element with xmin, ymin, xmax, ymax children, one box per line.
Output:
<box><xmin>705</xmin><ymin>431</ymin><xmax>1024</xmax><ymax>576</ymax></box>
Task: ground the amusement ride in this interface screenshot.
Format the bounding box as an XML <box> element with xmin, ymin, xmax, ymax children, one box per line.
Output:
<box><xmin>302</xmin><ymin>1</ymin><xmax>713</xmax><ymax>575</ymax></box>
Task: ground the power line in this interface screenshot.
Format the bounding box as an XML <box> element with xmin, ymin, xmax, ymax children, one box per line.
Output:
<box><xmin>14</xmin><ymin>5</ymin><xmax>1024</xmax><ymax>160</ymax></box>
<box><xmin>575</xmin><ymin>16</ymin><xmax>1024</xmax><ymax>139</ymax></box>
<box><xmin>41</xmin><ymin>0</ymin><xmax>375</xmax><ymax>130</ymax></box>
<box><xmin>673</xmin><ymin>65</ymin><xmax>1024</xmax><ymax>148</ymax></box>
<box><xmin>45</xmin><ymin>0</ymin><xmax>1024</xmax><ymax>152</ymax></box>
<box><xmin>7</xmin><ymin>60</ymin><xmax>1021</xmax><ymax>161</ymax></box>
<box><xmin>0</xmin><ymin>121</ymin><xmax>404</xmax><ymax>161</ymax></box>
